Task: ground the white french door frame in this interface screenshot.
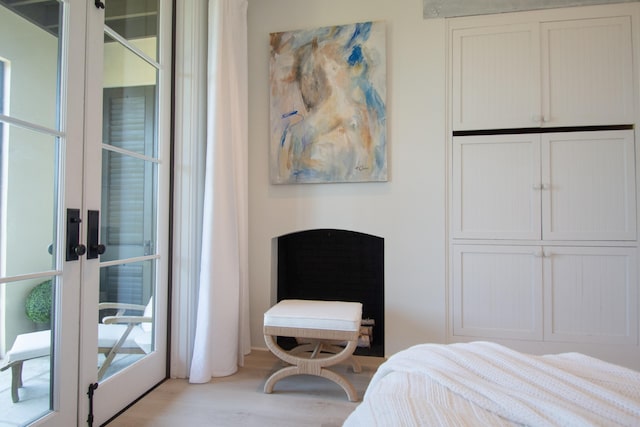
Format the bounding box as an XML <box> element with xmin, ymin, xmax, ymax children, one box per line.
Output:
<box><xmin>29</xmin><ymin>0</ymin><xmax>87</xmax><ymax>424</ymax></box>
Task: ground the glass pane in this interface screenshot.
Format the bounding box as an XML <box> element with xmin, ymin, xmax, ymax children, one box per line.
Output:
<box><xmin>96</xmin><ymin>14</ymin><xmax>160</xmax><ymax>384</ymax></box>
<box><xmin>100</xmin><ymin>151</ymin><xmax>157</xmax><ymax>262</ymax></box>
<box><xmin>97</xmin><ymin>259</ymin><xmax>155</xmax><ymax>380</ymax></box>
<box><xmin>0</xmin><ymin>276</ymin><xmax>55</xmax><ymax>423</ymax></box>
<box><xmin>0</xmin><ymin>1</ymin><xmax>60</xmax><ymax>129</ymax></box>
<box><xmin>103</xmin><ymin>35</ymin><xmax>157</xmax><ymax>157</ymax></box>
<box><xmin>0</xmin><ymin>3</ymin><xmax>62</xmax><ymax>423</ymax></box>
<box><xmin>0</xmin><ymin>123</ymin><xmax>58</xmax><ymax>279</ymax></box>
<box><xmin>105</xmin><ymin>0</ymin><xmax>159</xmax><ymax>62</ymax></box>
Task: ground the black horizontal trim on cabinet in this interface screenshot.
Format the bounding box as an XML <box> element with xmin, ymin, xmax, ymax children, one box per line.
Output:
<box><xmin>453</xmin><ymin>124</ymin><xmax>633</xmax><ymax>137</ymax></box>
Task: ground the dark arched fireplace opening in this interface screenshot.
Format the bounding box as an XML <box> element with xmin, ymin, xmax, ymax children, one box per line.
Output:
<box><xmin>276</xmin><ymin>229</ymin><xmax>384</xmax><ymax>357</ymax></box>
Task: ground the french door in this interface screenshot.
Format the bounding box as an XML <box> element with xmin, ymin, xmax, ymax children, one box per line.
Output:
<box><xmin>80</xmin><ymin>0</ymin><xmax>171</xmax><ymax>425</ymax></box>
<box><xmin>0</xmin><ymin>0</ymin><xmax>171</xmax><ymax>425</ymax></box>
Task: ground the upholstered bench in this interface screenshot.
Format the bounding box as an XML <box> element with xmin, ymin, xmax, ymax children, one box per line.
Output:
<box><xmin>263</xmin><ymin>299</ymin><xmax>363</xmax><ymax>401</ymax></box>
<box><xmin>0</xmin><ymin>330</ymin><xmax>50</xmax><ymax>403</ymax></box>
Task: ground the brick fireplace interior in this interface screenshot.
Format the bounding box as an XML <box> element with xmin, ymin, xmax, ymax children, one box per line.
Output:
<box><xmin>276</xmin><ymin>228</ymin><xmax>384</xmax><ymax>357</ymax></box>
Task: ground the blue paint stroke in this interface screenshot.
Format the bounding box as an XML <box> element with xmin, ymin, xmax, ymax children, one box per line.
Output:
<box><xmin>346</xmin><ymin>22</ymin><xmax>372</xmax><ymax>50</ymax></box>
<box><xmin>280</xmin><ymin>110</ymin><xmax>304</xmax><ymax>147</ymax></box>
<box><xmin>348</xmin><ymin>45</ymin><xmax>363</xmax><ymax>66</ymax></box>
<box><xmin>280</xmin><ymin>128</ymin><xmax>289</xmax><ymax>147</ymax></box>
<box><xmin>361</xmin><ymin>81</ymin><xmax>385</xmax><ymax>123</ymax></box>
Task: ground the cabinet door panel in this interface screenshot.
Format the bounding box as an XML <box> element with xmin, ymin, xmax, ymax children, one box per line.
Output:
<box><xmin>452</xmin><ymin>245</ymin><xmax>543</xmax><ymax>340</ymax></box>
<box><xmin>541</xmin><ymin>130</ymin><xmax>636</xmax><ymax>240</ymax></box>
<box><xmin>452</xmin><ymin>23</ymin><xmax>540</xmax><ymax>130</ymax></box>
<box><xmin>453</xmin><ymin>134</ymin><xmax>541</xmax><ymax>239</ymax></box>
<box><xmin>541</xmin><ymin>16</ymin><xmax>634</xmax><ymax>127</ymax></box>
<box><xmin>544</xmin><ymin>246</ymin><xmax>637</xmax><ymax>344</ymax></box>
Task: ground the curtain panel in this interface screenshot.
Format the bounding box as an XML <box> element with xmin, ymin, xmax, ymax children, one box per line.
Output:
<box><xmin>177</xmin><ymin>0</ymin><xmax>250</xmax><ymax>382</ymax></box>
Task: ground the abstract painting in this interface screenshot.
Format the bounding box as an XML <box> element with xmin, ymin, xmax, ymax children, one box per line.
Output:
<box><xmin>269</xmin><ymin>21</ymin><xmax>387</xmax><ymax>184</ymax></box>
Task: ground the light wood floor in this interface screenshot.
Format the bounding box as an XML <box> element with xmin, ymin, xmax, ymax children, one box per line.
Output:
<box><xmin>107</xmin><ymin>349</ymin><xmax>383</xmax><ymax>427</ymax></box>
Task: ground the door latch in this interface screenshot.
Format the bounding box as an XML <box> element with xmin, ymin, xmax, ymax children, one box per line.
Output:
<box><xmin>87</xmin><ymin>382</ymin><xmax>98</xmax><ymax>426</ymax></box>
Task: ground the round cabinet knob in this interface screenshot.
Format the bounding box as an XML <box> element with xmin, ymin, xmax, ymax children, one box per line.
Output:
<box><xmin>96</xmin><ymin>244</ymin><xmax>106</xmax><ymax>255</ymax></box>
<box><xmin>74</xmin><ymin>244</ymin><xmax>87</xmax><ymax>256</ymax></box>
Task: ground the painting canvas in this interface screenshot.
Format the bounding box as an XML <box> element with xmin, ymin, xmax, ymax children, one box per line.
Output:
<box><xmin>269</xmin><ymin>21</ymin><xmax>387</xmax><ymax>184</ymax></box>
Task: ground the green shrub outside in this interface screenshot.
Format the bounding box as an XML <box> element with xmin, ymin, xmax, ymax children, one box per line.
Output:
<box><xmin>25</xmin><ymin>279</ymin><xmax>52</xmax><ymax>324</ymax></box>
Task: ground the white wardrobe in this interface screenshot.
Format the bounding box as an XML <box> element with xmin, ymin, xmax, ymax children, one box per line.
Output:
<box><xmin>447</xmin><ymin>3</ymin><xmax>640</xmax><ymax>369</ymax></box>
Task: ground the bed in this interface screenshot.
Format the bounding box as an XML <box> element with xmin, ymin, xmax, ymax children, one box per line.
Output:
<box><xmin>343</xmin><ymin>341</ymin><xmax>640</xmax><ymax>426</ymax></box>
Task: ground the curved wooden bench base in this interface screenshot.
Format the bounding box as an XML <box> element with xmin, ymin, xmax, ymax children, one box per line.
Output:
<box><xmin>263</xmin><ymin>328</ymin><xmax>361</xmax><ymax>401</ymax></box>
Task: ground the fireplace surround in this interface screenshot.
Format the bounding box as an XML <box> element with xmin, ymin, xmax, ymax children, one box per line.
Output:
<box><xmin>276</xmin><ymin>228</ymin><xmax>384</xmax><ymax>357</ymax></box>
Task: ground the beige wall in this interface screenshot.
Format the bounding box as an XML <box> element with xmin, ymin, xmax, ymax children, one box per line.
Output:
<box><xmin>103</xmin><ymin>37</ymin><xmax>157</xmax><ymax>88</ymax></box>
<box><xmin>248</xmin><ymin>0</ymin><xmax>447</xmax><ymax>355</ymax></box>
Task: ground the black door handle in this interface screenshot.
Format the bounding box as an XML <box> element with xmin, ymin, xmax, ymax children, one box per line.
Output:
<box><xmin>66</xmin><ymin>209</ymin><xmax>85</xmax><ymax>261</ymax></box>
<box><xmin>87</xmin><ymin>210</ymin><xmax>106</xmax><ymax>259</ymax></box>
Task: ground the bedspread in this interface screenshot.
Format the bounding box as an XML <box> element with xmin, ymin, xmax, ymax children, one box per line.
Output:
<box><xmin>343</xmin><ymin>341</ymin><xmax>640</xmax><ymax>426</ymax></box>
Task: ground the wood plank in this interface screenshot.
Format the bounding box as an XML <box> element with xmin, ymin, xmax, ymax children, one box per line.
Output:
<box><xmin>107</xmin><ymin>350</ymin><xmax>383</xmax><ymax>427</ymax></box>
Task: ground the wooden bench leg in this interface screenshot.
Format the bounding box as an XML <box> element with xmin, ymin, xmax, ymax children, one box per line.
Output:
<box><xmin>10</xmin><ymin>362</ymin><xmax>23</xmax><ymax>403</ymax></box>
<box><xmin>263</xmin><ymin>334</ymin><xmax>360</xmax><ymax>401</ymax></box>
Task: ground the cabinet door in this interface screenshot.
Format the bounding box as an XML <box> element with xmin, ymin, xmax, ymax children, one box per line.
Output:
<box><xmin>451</xmin><ymin>23</ymin><xmax>540</xmax><ymax>130</ymax></box>
<box><xmin>453</xmin><ymin>134</ymin><xmax>541</xmax><ymax>239</ymax></box>
<box><xmin>543</xmin><ymin>246</ymin><xmax>637</xmax><ymax>344</ymax></box>
<box><xmin>452</xmin><ymin>245</ymin><xmax>543</xmax><ymax>340</ymax></box>
<box><xmin>541</xmin><ymin>16</ymin><xmax>634</xmax><ymax>127</ymax></box>
<box><xmin>541</xmin><ymin>130</ymin><xmax>636</xmax><ymax>240</ymax></box>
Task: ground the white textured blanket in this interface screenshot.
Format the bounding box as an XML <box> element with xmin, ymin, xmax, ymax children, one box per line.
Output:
<box><xmin>344</xmin><ymin>342</ymin><xmax>640</xmax><ymax>427</ymax></box>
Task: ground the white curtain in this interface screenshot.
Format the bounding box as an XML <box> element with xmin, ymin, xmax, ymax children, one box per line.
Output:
<box><xmin>189</xmin><ymin>0</ymin><xmax>250</xmax><ymax>383</ymax></box>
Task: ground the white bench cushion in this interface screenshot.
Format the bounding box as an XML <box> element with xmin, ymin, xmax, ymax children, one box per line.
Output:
<box><xmin>264</xmin><ymin>299</ymin><xmax>362</xmax><ymax>332</ymax></box>
<box><xmin>3</xmin><ymin>330</ymin><xmax>50</xmax><ymax>364</ymax></box>
<box><xmin>98</xmin><ymin>324</ymin><xmax>146</xmax><ymax>350</ymax></box>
